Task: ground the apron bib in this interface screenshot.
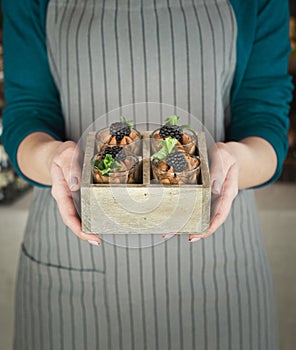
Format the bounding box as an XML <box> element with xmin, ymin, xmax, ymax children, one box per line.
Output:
<box><xmin>14</xmin><ymin>2</ymin><xmax>278</xmax><ymax>349</ymax></box>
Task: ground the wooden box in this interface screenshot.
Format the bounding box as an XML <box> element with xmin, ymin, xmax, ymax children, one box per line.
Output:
<box><xmin>81</xmin><ymin>131</ymin><xmax>211</xmax><ymax>234</ymax></box>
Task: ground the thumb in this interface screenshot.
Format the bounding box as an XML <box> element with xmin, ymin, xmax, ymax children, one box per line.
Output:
<box><xmin>211</xmin><ymin>179</ymin><xmax>223</xmax><ymax>196</ymax></box>
<box><xmin>68</xmin><ymin>147</ymin><xmax>83</xmax><ymax>191</ymax></box>
<box><xmin>53</xmin><ymin>141</ymin><xmax>82</xmax><ymax>192</ymax></box>
<box><xmin>69</xmin><ymin>176</ymin><xmax>80</xmax><ymax>191</ymax></box>
<box><xmin>209</xmin><ymin>143</ymin><xmax>226</xmax><ymax>195</ymax></box>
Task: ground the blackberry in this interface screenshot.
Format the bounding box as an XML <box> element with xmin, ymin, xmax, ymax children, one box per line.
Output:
<box><xmin>102</xmin><ymin>146</ymin><xmax>126</xmax><ymax>161</ymax></box>
<box><xmin>159</xmin><ymin>124</ymin><xmax>183</xmax><ymax>141</ymax></box>
<box><xmin>166</xmin><ymin>151</ymin><xmax>188</xmax><ymax>173</ymax></box>
<box><xmin>110</xmin><ymin>122</ymin><xmax>131</xmax><ymax>141</ymax></box>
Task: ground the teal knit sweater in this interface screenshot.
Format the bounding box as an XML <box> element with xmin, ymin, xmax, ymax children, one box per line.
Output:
<box><xmin>1</xmin><ymin>0</ymin><xmax>294</xmax><ymax>187</ymax></box>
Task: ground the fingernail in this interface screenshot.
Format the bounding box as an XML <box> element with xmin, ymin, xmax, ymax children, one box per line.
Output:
<box><xmin>70</xmin><ymin>177</ymin><xmax>79</xmax><ymax>190</ymax></box>
<box><xmin>189</xmin><ymin>237</ymin><xmax>201</xmax><ymax>243</ymax></box>
<box><xmin>162</xmin><ymin>233</ymin><xmax>176</xmax><ymax>240</ymax></box>
<box><xmin>88</xmin><ymin>240</ymin><xmax>100</xmax><ymax>247</ymax></box>
<box><xmin>212</xmin><ymin>180</ymin><xmax>221</xmax><ymax>195</ymax></box>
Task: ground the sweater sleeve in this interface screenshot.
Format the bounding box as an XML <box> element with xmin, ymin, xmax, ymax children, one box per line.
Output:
<box><xmin>229</xmin><ymin>0</ymin><xmax>294</xmax><ymax>186</ymax></box>
<box><xmin>1</xmin><ymin>0</ymin><xmax>65</xmax><ymax>187</ymax></box>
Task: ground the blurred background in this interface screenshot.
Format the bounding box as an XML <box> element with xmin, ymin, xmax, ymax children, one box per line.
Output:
<box><xmin>1</xmin><ymin>2</ymin><xmax>296</xmax><ymax>350</ymax></box>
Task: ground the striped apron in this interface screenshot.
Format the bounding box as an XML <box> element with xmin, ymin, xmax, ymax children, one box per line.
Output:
<box><xmin>14</xmin><ymin>1</ymin><xmax>278</xmax><ymax>349</ymax></box>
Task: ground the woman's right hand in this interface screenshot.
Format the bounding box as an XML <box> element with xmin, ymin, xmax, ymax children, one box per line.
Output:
<box><xmin>17</xmin><ymin>132</ymin><xmax>101</xmax><ymax>246</ymax></box>
<box><xmin>49</xmin><ymin>140</ymin><xmax>101</xmax><ymax>245</ymax></box>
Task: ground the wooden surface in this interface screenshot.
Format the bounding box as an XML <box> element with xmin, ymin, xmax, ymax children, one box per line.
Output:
<box><xmin>81</xmin><ymin>131</ymin><xmax>211</xmax><ymax>234</ymax></box>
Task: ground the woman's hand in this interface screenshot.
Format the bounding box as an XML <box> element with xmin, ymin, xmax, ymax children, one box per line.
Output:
<box><xmin>49</xmin><ymin>141</ymin><xmax>101</xmax><ymax>245</ymax></box>
<box><xmin>17</xmin><ymin>132</ymin><xmax>101</xmax><ymax>245</ymax></box>
<box><xmin>189</xmin><ymin>137</ymin><xmax>277</xmax><ymax>242</ymax></box>
<box><xmin>189</xmin><ymin>142</ymin><xmax>239</xmax><ymax>242</ymax></box>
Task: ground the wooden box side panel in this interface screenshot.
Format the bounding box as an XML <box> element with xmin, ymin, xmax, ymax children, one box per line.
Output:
<box><xmin>81</xmin><ymin>132</ymin><xmax>96</xmax><ymax>188</ymax></box>
<box><xmin>86</xmin><ymin>186</ymin><xmax>205</xmax><ymax>234</ymax></box>
<box><xmin>196</xmin><ymin>131</ymin><xmax>210</xmax><ymax>189</ymax></box>
<box><xmin>81</xmin><ymin>132</ymin><xmax>95</xmax><ymax>233</ymax></box>
<box><xmin>196</xmin><ymin>131</ymin><xmax>211</xmax><ymax>232</ymax></box>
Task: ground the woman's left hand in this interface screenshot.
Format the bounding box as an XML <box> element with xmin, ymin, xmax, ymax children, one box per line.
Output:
<box><xmin>188</xmin><ymin>136</ymin><xmax>277</xmax><ymax>242</ymax></box>
<box><xmin>189</xmin><ymin>141</ymin><xmax>239</xmax><ymax>242</ymax></box>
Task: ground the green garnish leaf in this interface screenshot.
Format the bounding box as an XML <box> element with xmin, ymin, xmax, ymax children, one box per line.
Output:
<box><xmin>93</xmin><ymin>154</ymin><xmax>121</xmax><ymax>176</ymax></box>
<box><xmin>152</xmin><ymin>137</ymin><xmax>178</xmax><ymax>160</ymax></box>
<box><xmin>152</xmin><ymin>148</ymin><xmax>168</xmax><ymax>161</ymax></box>
<box><xmin>164</xmin><ymin>115</ymin><xmax>180</xmax><ymax>126</ymax></box>
<box><xmin>103</xmin><ymin>154</ymin><xmax>114</xmax><ymax>168</ymax></box>
<box><xmin>164</xmin><ymin>116</ymin><xmax>195</xmax><ymax>131</ymax></box>
<box><xmin>164</xmin><ymin>136</ymin><xmax>178</xmax><ymax>154</ymax></box>
<box><xmin>120</xmin><ymin>115</ymin><xmax>133</xmax><ymax>130</ymax></box>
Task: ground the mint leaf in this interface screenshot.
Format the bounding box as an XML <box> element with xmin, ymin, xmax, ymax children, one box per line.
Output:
<box><xmin>98</xmin><ymin>161</ymin><xmax>105</xmax><ymax>171</ymax></box>
<box><xmin>100</xmin><ymin>168</ymin><xmax>111</xmax><ymax>176</ymax></box>
<box><xmin>103</xmin><ymin>154</ymin><xmax>114</xmax><ymax>169</ymax></box>
<box><xmin>164</xmin><ymin>136</ymin><xmax>178</xmax><ymax>154</ymax></box>
<box><xmin>120</xmin><ymin>115</ymin><xmax>133</xmax><ymax>130</ymax></box>
<box><xmin>152</xmin><ymin>148</ymin><xmax>168</xmax><ymax>161</ymax></box>
<box><xmin>91</xmin><ymin>159</ymin><xmax>102</xmax><ymax>170</ymax></box>
<box><xmin>94</xmin><ymin>154</ymin><xmax>121</xmax><ymax>176</ymax></box>
<box><xmin>152</xmin><ymin>137</ymin><xmax>178</xmax><ymax>160</ymax></box>
<box><xmin>120</xmin><ymin>115</ymin><xmax>127</xmax><ymax>124</ymax></box>
<box><xmin>164</xmin><ymin>115</ymin><xmax>180</xmax><ymax>126</ymax></box>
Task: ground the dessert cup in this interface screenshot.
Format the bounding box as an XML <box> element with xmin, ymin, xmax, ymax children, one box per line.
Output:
<box><xmin>92</xmin><ymin>153</ymin><xmax>140</xmax><ymax>184</ymax></box>
<box><xmin>151</xmin><ymin>153</ymin><xmax>201</xmax><ymax>185</ymax></box>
